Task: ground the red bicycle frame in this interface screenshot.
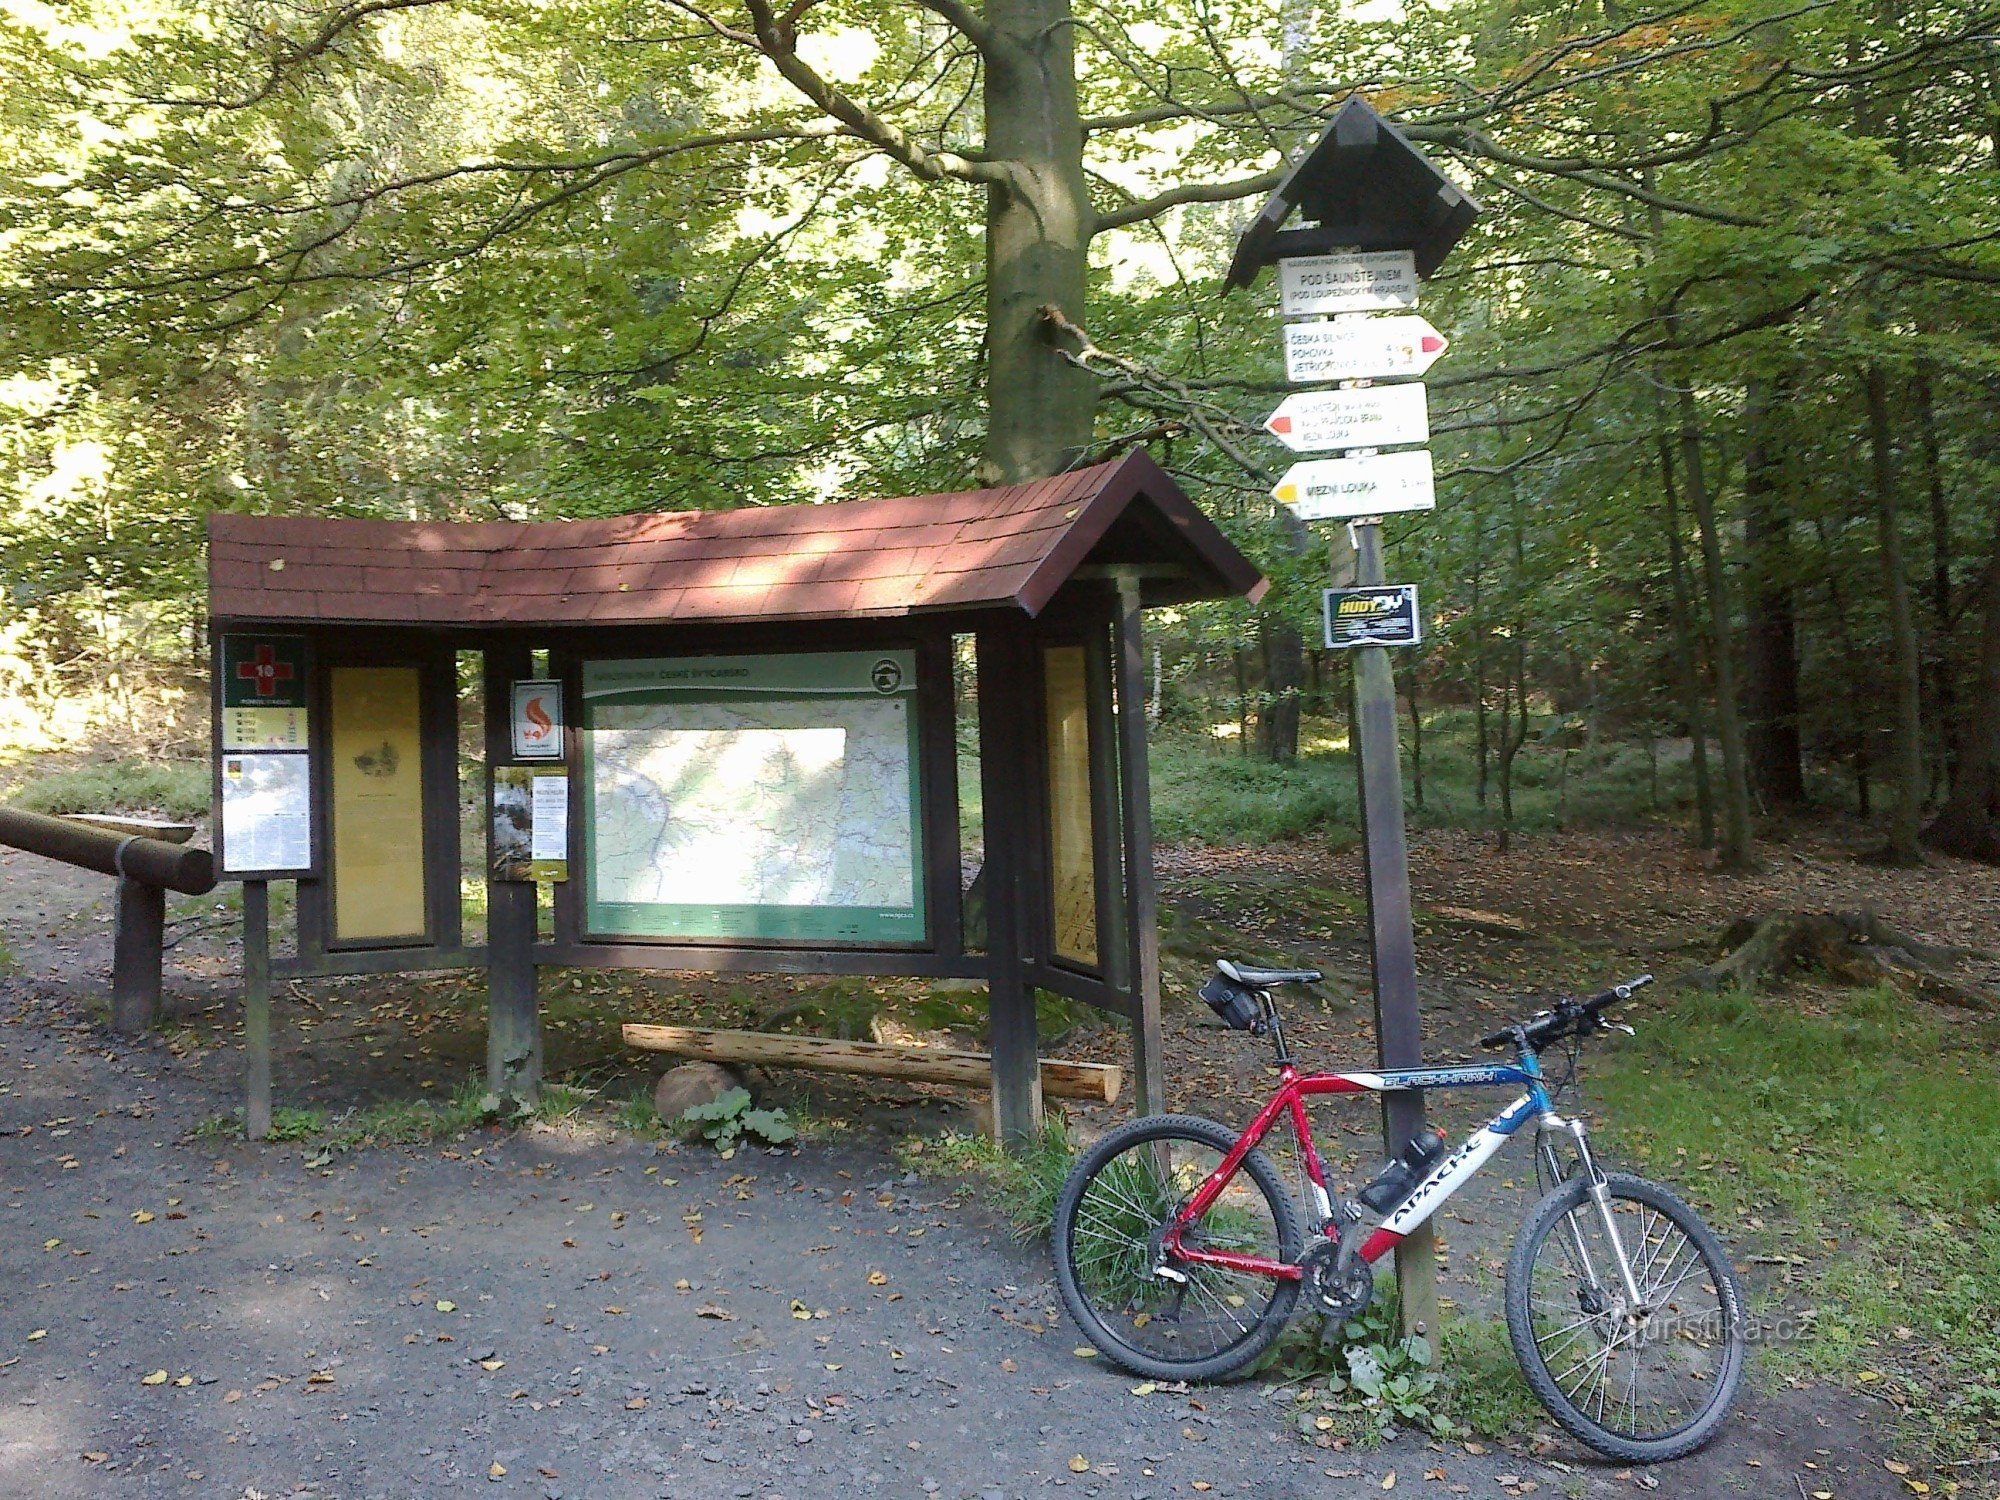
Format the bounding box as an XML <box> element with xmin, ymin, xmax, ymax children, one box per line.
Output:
<box><xmin>1158</xmin><ymin>1055</ymin><xmax>1548</xmax><ymax>1279</ymax></box>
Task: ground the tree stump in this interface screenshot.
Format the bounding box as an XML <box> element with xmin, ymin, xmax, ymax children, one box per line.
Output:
<box><xmin>1677</xmin><ymin>910</ymin><xmax>1997</xmax><ymax>1011</ymax></box>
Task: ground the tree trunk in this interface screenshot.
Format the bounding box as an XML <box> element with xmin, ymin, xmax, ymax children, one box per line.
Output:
<box><xmin>980</xmin><ymin>0</ymin><xmax>1096</xmax><ymax>485</ymax></box>
<box><xmin>1740</xmin><ymin>378</ymin><xmax>1806</xmax><ymax>807</ymax></box>
<box><xmin>1259</xmin><ymin>614</ymin><xmax>1303</xmax><ymax>762</ymax></box>
<box><xmin>1865</xmin><ymin>362</ymin><xmax>1925</xmax><ymax>864</ymax></box>
<box><xmin>1917</xmin><ymin>364</ymin><xmax>1955</xmax><ymax>796</ymax></box>
<box><xmin>1659</xmin><ymin>437</ymin><xmax>1716</xmax><ymax>848</ymax></box>
<box><xmin>1405</xmin><ymin>665</ymin><xmax>1425</xmax><ymax>809</ymax></box>
<box><xmin>1678</xmin><ymin>388</ymin><xmax>1754</xmax><ymax>866</ymax></box>
<box><xmin>1923</xmin><ymin>502</ymin><xmax>2000</xmax><ymax>862</ymax></box>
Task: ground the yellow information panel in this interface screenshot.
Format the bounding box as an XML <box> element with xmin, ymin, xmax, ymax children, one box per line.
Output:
<box><xmin>331</xmin><ymin>667</ymin><xmax>428</xmax><ymax>943</ymax></box>
<box><xmin>1044</xmin><ymin>645</ymin><xmax>1098</xmax><ymax>966</ymax></box>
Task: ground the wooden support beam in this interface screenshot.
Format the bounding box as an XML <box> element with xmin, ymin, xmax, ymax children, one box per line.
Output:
<box><xmin>978</xmin><ymin>620</ymin><xmax>1043</xmax><ymax>1145</ymax></box>
<box><xmin>1350</xmin><ymin>519</ymin><xmax>1438</xmax><ymax>1344</ymax></box>
<box><xmin>1114</xmin><ymin>577</ymin><xmax>1166</xmax><ymax>1117</ymax></box>
<box><xmin>243</xmin><ymin>879</ymin><xmax>272</xmax><ymax>1142</ymax></box>
<box><xmin>484</xmin><ymin>644</ymin><xmax>544</xmax><ymax>1104</ymax></box>
<box><xmin>111</xmin><ymin>876</ymin><xmax>165</xmax><ymax>1035</ymax></box>
<box><xmin>621</xmin><ymin>1024</ymin><xmax>1120</xmax><ymax>1103</ymax></box>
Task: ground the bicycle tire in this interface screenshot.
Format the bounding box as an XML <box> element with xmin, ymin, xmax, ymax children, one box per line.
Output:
<box><xmin>1053</xmin><ymin>1113</ymin><xmax>1304</xmax><ymax>1383</ymax></box>
<box><xmin>1506</xmin><ymin>1171</ymin><xmax>1745</xmax><ymax>1463</ymax></box>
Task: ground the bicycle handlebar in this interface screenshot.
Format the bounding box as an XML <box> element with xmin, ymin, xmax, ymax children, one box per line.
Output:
<box><xmin>1479</xmin><ymin>973</ymin><xmax>1655</xmax><ymax>1052</ymax></box>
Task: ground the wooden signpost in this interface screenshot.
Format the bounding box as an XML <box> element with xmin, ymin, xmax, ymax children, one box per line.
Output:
<box><xmin>1227</xmin><ymin>95</ymin><xmax>1481</xmax><ymax>1346</ymax></box>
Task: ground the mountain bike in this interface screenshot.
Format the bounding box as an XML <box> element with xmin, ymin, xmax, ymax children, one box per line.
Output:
<box><xmin>1052</xmin><ymin>963</ymin><xmax>1745</xmax><ymax>1464</ymax></box>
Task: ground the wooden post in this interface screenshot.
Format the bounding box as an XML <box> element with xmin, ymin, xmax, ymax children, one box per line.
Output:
<box><xmin>111</xmin><ymin>874</ymin><xmax>165</xmax><ymax>1035</ymax></box>
<box><xmin>978</xmin><ymin>621</ymin><xmax>1042</xmax><ymax>1146</ymax></box>
<box><xmin>1350</xmin><ymin>519</ymin><xmax>1439</xmax><ymax>1343</ymax></box>
<box><xmin>243</xmin><ymin>878</ymin><xmax>272</xmax><ymax>1142</ymax></box>
<box><xmin>485</xmin><ymin>645</ymin><xmax>543</xmax><ymax>1104</ymax></box>
<box><xmin>1114</xmin><ymin>577</ymin><xmax>1165</xmax><ymax>1116</ymax></box>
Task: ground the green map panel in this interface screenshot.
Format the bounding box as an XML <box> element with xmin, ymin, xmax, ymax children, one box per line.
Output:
<box><xmin>580</xmin><ymin>650</ymin><xmax>926</xmax><ymax>947</ymax></box>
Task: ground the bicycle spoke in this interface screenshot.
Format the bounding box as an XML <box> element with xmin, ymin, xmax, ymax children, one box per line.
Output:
<box><xmin>1517</xmin><ymin>1180</ymin><xmax>1738</xmax><ymax>1449</ymax></box>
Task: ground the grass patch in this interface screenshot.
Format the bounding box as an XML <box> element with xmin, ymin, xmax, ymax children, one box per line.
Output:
<box><xmin>1591</xmin><ymin>985</ymin><xmax>2000</xmax><ymax>1451</ymax></box>
<box><xmin>7</xmin><ymin>757</ymin><xmax>210</xmax><ymax>820</ymax></box>
<box><xmin>190</xmin><ymin>1076</ymin><xmax>494</xmax><ymax>1149</ymax></box>
<box><xmin>898</xmin><ymin>1121</ymin><xmax>1076</xmax><ymax>1242</ymax></box>
<box><xmin>1438</xmin><ymin>1317</ymin><xmax>1542</xmax><ymax>1439</ymax></box>
<box><xmin>1149</xmin><ymin>710</ymin><xmax>1694</xmax><ymax>847</ymax></box>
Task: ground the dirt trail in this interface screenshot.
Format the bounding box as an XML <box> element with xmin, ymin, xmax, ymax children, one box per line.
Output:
<box><xmin>0</xmin><ymin>827</ymin><xmax>1946</xmax><ymax>1497</ymax></box>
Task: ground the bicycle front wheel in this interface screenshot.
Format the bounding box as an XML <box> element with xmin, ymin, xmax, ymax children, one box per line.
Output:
<box><xmin>1506</xmin><ymin>1171</ymin><xmax>1745</xmax><ymax>1463</ymax></box>
<box><xmin>1053</xmin><ymin>1113</ymin><xmax>1303</xmax><ymax>1384</ymax></box>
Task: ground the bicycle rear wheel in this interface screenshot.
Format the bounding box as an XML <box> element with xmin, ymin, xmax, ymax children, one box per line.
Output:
<box><xmin>1506</xmin><ymin>1171</ymin><xmax>1745</xmax><ymax>1463</ymax></box>
<box><xmin>1052</xmin><ymin>1114</ymin><xmax>1302</xmax><ymax>1383</ymax></box>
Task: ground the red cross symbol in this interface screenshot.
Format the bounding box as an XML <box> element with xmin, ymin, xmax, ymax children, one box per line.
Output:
<box><xmin>235</xmin><ymin>643</ymin><xmax>295</xmax><ymax>697</ymax></box>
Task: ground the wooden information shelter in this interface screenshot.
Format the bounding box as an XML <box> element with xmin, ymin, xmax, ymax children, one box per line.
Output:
<box><xmin>208</xmin><ymin>452</ymin><xmax>1266</xmax><ymax>1142</ymax></box>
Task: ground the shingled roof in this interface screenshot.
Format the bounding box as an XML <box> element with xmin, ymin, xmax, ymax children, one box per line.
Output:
<box><xmin>207</xmin><ymin>451</ymin><xmax>1266</xmax><ymax>627</ymax></box>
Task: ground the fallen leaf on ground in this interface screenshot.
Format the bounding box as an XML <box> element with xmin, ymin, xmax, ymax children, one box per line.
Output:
<box><xmin>1068</xmin><ymin>1455</ymin><xmax>1090</xmax><ymax>1473</ymax></box>
<box><xmin>695</xmin><ymin>1304</ymin><xmax>735</xmax><ymax>1321</ymax></box>
<box><xmin>436</xmin><ymin>1300</ymin><xmax>456</xmax><ymax>1313</ymax></box>
<box><xmin>141</xmin><ymin>1370</ymin><xmax>168</xmax><ymax>1386</ymax></box>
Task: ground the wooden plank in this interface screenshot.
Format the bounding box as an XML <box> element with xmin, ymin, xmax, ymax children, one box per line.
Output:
<box><xmin>621</xmin><ymin>1024</ymin><xmax>1120</xmax><ymax>1104</ymax></box>
<box><xmin>243</xmin><ymin>879</ymin><xmax>272</xmax><ymax>1142</ymax></box>
<box><xmin>917</xmin><ymin>634</ymin><xmax>964</xmax><ymax>958</ymax></box>
<box><xmin>533</xmin><ymin>943</ymin><xmax>985</xmax><ymax>979</ymax></box>
<box><xmin>110</xmin><ymin>876</ymin><xmax>165</xmax><ymax>1035</ymax></box>
<box><xmin>1024</xmin><ymin>960</ymin><xmax>1134</xmax><ymax>1019</ymax></box>
<box><xmin>273</xmin><ymin>946</ymin><xmax>486</xmax><ymax>980</ymax></box>
<box><xmin>423</xmin><ymin>643</ymin><xmax>463</xmax><ymax>953</ymax></box>
<box><xmin>978</xmin><ymin>620</ymin><xmax>1043</xmax><ymax>1143</ymax></box>
<box><xmin>1114</xmin><ymin>576</ymin><xmax>1166</xmax><ymax>1116</ymax></box>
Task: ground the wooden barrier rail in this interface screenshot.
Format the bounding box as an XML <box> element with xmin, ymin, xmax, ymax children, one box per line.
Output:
<box><xmin>0</xmin><ymin>805</ymin><xmax>216</xmax><ymax>1034</ymax></box>
<box><xmin>623</xmin><ymin>1022</ymin><xmax>1121</xmax><ymax>1104</ymax></box>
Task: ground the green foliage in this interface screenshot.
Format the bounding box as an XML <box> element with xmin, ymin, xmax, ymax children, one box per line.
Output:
<box><xmin>897</xmin><ymin>1122</ymin><xmax>1076</xmax><ymax>1243</ymax></box>
<box><xmin>676</xmin><ymin>1088</ymin><xmax>797</xmax><ymax>1155</ymax></box>
<box><xmin>1274</xmin><ymin>1280</ymin><xmax>1463</xmax><ymax>1444</ymax></box>
<box><xmin>1593</xmin><ymin>987</ymin><xmax>2000</xmax><ymax>1448</ymax></box>
<box><xmin>5</xmin><ymin>758</ymin><xmax>210</xmax><ymax>820</ymax></box>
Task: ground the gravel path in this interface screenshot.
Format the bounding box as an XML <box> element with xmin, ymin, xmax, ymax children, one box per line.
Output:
<box><xmin>0</xmin><ymin>840</ymin><xmax>1915</xmax><ymax>1499</ymax></box>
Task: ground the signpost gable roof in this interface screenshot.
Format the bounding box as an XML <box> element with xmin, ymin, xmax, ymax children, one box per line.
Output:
<box><xmin>208</xmin><ymin>450</ymin><xmax>1266</xmax><ymax>627</ymax></box>
<box><xmin>1225</xmin><ymin>95</ymin><xmax>1480</xmax><ymax>288</ymax></box>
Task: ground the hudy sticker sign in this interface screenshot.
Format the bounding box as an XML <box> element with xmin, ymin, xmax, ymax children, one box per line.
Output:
<box><xmin>1323</xmin><ymin>585</ymin><xmax>1423</xmax><ymax>649</ymax></box>
<box><xmin>511</xmin><ymin>679</ymin><xmax>564</xmax><ymax>761</ymax></box>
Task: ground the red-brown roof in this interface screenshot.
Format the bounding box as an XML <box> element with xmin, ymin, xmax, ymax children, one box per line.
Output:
<box><xmin>207</xmin><ymin>451</ymin><xmax>1266</xmax><ymax>626</ymax></box>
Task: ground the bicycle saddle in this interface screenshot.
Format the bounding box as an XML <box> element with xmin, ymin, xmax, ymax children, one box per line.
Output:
<box><xmin>1217</xmin><ymin>960</ymin><xmax>1323</xmax><ymax>988</ymax></box>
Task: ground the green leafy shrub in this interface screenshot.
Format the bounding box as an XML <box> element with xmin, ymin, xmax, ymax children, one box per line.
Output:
<box><xmin>1275</xmin><ymin>1279</ymin><xmax>1463</xmax><ymax>1444</ymax></box>
<box><xmin>677</xmin><ymin>1088</ymin><xmax>796</xmax><ymax>1155</ymax></box>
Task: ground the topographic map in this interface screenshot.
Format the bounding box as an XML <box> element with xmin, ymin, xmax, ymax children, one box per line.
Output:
<box><xmin>588</xmin><ymin>697</ymin><xmax>917</xmax><ymax>917</ymax></box>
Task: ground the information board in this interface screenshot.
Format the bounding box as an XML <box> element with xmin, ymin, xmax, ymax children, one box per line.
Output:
<box><xmin>220</xmin><ymin>752</ymin><xmax>312</xmax><ymax>874</ymax></box>
<box><xmin>581</xmin><ymin>651</ymin><xmax>926</xmax><ymax>945</ymax></box>
<box><xmin>330</xmin><ymin>667</ymin><xmax>428</xmax><ymax>942</ymax></box>
<box><xmin>1044</xmin><ymin>645</ymin><xmax>1098</xmax><ymax>967</ymax></box>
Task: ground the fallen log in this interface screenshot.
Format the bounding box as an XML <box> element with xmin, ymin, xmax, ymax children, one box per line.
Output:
<box><xmin>622</xmin><ymin>1023</ymin><xmax>1121</xmax><ymax>1104</ymax></box>
<box><xmin>1677</xmin><ymin>910</ymin><xmax>1998</xmax><ymax>1011</ymax></box>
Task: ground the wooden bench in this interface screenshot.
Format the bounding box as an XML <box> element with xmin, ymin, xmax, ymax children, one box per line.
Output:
<box><xmin>622</xmin><ymin>1023</ymin><xmax>1121</xmax><ymax>1104</ymax></box>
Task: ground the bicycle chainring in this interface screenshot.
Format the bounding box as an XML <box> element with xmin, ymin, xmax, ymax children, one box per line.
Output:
<box><xmin>1300</xmin><ymin>1239</ymin><xmax>1375</xmax><ymax>1322</ymax></box>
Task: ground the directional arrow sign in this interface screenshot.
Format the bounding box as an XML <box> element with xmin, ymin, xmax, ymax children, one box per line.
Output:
<box><xmin>1279</xmin><ymin>251</ymin><xmax>1418</xmax><ymax>316</ymax></box>
<box><xmin>1265</xmin><ymin>385</ymin><xmax>1429</xmax><ymax>452</ymax></box>
<box><xmin>1272</xmin><ymin>450</ymin><xmax>1436</xmax><ymax>521</ymax></box>
<box><xmin>1283</xmin><ymin>316</ymin><xmax>1448</xmax><ymax>384</ymax></box>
